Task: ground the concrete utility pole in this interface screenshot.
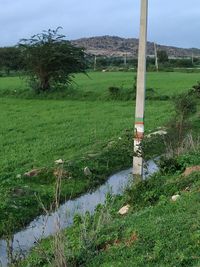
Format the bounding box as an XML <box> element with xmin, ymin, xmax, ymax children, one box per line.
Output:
<box><xmin>133</xmin><ymin>0</ymin><xmax>148</xmax><ymax>176</ymax></box>
<box><xmin>154</xmin><ymin>42</ymin><xmax>159</xmax><ymax>71</ymax></box>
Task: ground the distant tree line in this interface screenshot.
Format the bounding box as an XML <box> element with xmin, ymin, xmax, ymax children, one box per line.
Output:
<box><xmin>0</xmin><ymin>46</ymin><xmax>24</xmax><ymax>76</ymax></box>
<box><xmin>1</xmin><ymin>32</ymin><xmax>200</xmax><ymax>93</ymax></box>
<box><xmin>1</xmin><ymin>47</ymin><xmax>196</xmax><ymax>76</ymax></box>
<box><xmin>87</xmin><ymin>50</ymin><xmax>200</xmax><ymax>71</ymax></box>
<box><xmin>147</xmin><ymin>50</ymin><xmax>198</xmax><ymax>71</ymax></box>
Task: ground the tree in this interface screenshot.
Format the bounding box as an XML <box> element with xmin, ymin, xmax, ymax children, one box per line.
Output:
<box><xmin>157</xmin><ymin>50</ymin><xmax>168</xmax><ymax>63</ymax></box>
<box><xmin>19</xmin><ymin>28</ymin><xmax>86</xmax><ymax>92</ymax></box>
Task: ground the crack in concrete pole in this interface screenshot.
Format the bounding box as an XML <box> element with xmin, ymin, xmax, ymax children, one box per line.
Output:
<box><xmin>133</xmin><ymin>0</ymin><xmax>148</xmax><ymax>176</ymax></box>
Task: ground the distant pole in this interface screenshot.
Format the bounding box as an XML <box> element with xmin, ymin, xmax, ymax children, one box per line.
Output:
<box><xmin>192</xmin><ymin>52</ymin><xmax>194</xmax><ymax>65</ymax></box>
<box><xmin>94</xmin><ymin>55</ymin><xmax>97</xmax><ymax>71</ymax></box>
<box><xmin>124</xmin><ymin>53</ymin><xmax>127</xmax><ymax>66</ymax></box>
<box><xmin>133</xmin><ymin>0</ymin><xmax>148</xmax><ymax>176</ymax></box>
<box><xmin>154</xmin><ymin>42</ymin><xmax>159</xmax><ymax>71</ymax></box>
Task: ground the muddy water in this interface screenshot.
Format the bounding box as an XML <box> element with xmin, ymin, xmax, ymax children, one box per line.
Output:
<box><xmin>0</xmin><ymin>160</ymin><xmax>158</xmax><ymax>266</ymax></box>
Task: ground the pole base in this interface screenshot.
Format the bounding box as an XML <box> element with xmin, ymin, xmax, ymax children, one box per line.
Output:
<box><xmin>133</xmin><ymin>156</ymin><xmax>143</xmax><ymax>176</ymax></box>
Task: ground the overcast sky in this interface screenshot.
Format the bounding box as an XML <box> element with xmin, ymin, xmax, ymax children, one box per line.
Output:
<box><xmin>0</xmin><ymin>0</ymin><xmax>200</xmax><ymax>48</ymax></box>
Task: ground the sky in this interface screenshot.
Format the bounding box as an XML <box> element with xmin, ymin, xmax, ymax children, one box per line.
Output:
<box><xmin>0</xmin><ymin>0</ymin><xmax>200</xmax><ymax>48</ymax></box>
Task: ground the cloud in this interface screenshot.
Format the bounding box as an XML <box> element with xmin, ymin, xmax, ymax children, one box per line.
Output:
<box><xmin>0</xmin><ymin>0</ymin><xmax>200</xmax><ymax>48</ymax></box>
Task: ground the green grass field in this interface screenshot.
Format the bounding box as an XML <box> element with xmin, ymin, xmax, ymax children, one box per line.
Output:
<box><xmin>0</xmin><ymin>71</ymin><xmax>199</xmax><ymax>238</ymax></box>
<box><xmin>0</xmin><ymin>99</ymin><xmax>172</xmax><ymax>176</ymax></box>
<box><xmin>0</xmin><ymin>71</ymin><xmax>200</xmax><ymax>97</ymax></box>
<box><xmin>75</xmin><ymin>71</ymin><xmax>200</xmax><ymax>95</ymax></box>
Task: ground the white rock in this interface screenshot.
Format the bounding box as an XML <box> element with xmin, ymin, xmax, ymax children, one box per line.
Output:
<box><xmin>171</xmin><ymin>194</ymin><xmax>180</xmax><ymax>202</ymax></box>
<box><xmin>118</xmin><ymin>205</ymin><xmax>130</xmax><ymax>215</ymax></box>
<box><xmin>24</xmin><ymin>169</ymin><xmax>40</xmax><ymax>177</ymax></box>
<box><xmin>146</xmin><ymin>130</ymin><xmax>167</xmax><ymax>138</ymax></box>
<box><xmin>55</xmin><ymin>159</ymin><xmax>64</xmax><ymax>164</ymax></box>
<box><xmin>84</xmin><ymin>167</ymin><xmax>92</xmax><ymax>176</ymax></box>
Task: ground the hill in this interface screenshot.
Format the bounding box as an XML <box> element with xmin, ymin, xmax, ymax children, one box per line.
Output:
<box><xmin>71</xmin><ymin>35</ymin><xmax>200</xmax><ymax>58</ymax></box>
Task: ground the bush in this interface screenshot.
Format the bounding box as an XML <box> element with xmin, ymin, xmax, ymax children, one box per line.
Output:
<box><xmin>173</xmin><ymin>92</ymin><xmax>197</xmax><ymax>117</ymax></box>
<box><xmin>159</xmin><ymin>157</ymin><xmax>184</xmax><ymax>175</ymax></box>
<box><xmin>164</xmin><ymin>91</ymin><xmax>197</xmax><ymax>156</ymax></box>
<box><xmin>108</xmin><ymin>86</ymin><xmax>120</xmax><ymax>96</ymax></box>
<box><xmin>191</xmin><ymin>82</ymin><xmax>200</xmax><ymax>98</ymax></box>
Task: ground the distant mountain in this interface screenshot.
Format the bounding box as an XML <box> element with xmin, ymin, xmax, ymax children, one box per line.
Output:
<box><xmin>71</xmin><ymin>36</ymin><xmax>200</xmax><ymax>58</ymax></box>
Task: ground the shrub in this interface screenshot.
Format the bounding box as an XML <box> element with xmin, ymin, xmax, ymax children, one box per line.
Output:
<box><xmin>191</xmin><ymin>82</ymin><xmax>200</xmax><ymax>98</ymax></box>
<box><xmin>166</xmin><ymin>92</ymin><xmax>197</xmax><ymax>154</ymax></box>
<box><xmin>108</xmin><ymin>86</ymin><xmax>120</xmax><ymax>96</ymax></box>
<box><xmin>159</xmin><ymin>157</ymin><xmax>184</xmax><ymax>175</ymax></box>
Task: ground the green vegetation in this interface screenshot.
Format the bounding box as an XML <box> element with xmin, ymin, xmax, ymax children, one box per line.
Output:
<box><xmin>0</xmin><ymin>97</ymin><xmax>172</xmax><ymax>236</ymax></box>
<box><xmin>0</xmin><ymin>46</ymin><xmax>22</xmax><ymax>76</ymax></box>
<box><xmin>19</xmin><ymin>28</ymin><xmax>86</xmax><ymax>92</ymax></box>
<box><xmin>157</xmin><ymin>50</ymin><xmax>169</xmax><ymax>63</ymax></box>
<box><xmin>86</xmin><ymin>51</ymin><xmax>200</xmax><ymax>71</ymax></box>
<box><xmin>20</xmin><ymin>151</ymin><xmax>200</xmax><ymax>267</ymax></box>
<box><xmin>0</xmin><ymin>71</ymin><xmax>200</xmax><ymax>247</ymax></box>
<box><xmin>0</xmin><ymin>72</ymin><xmax>200</xmax><ymax>99</ymax></box>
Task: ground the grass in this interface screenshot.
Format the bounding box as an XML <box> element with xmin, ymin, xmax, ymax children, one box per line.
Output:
<box><xmin>75</xmin><ymin>71</ymin><xmax>200</xmax><ymax>96</ymax></box>
<box><xmin>0</xmin><ymin>72</ymin><xmax>200</xmax><ymax>98</ymax></box>
<box><xmin>0</xmin><ymin>98</ymin><xmax>172</xmax><ymax>236</ymax></box>
<box><xmin>0</xmin><ymin>71</ymin><xmax>199</xmax><ymax>237</ymax></box>
<box><xmin>87</xmin><ymin>191</ymin><xmax>200</xmax><ymax>267</ymax></box>
<box><xmin>20</xmin><ymin>151</ymin><xmax>200</xmax><ymax>267</ymax></box>
<box><xmin>0</xmin><ymin>98</ymin><xmax>172</xmax><ymax>175</ymax></box>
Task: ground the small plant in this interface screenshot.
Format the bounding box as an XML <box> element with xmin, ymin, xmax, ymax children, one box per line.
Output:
<box><xmin>108</xmin><ymin>86</ymin><xmax>120</xmax><ymax>96</ymax></box>
<box><xmin>191</xmin><ymin>82</ymin><xmax>200</xmax><ymax>98</ymax></box>
<box><xmin>165</xmin><ymin>92</ymin><xmax>197</xmax><ymax>156</ymax></box>
<box><xmin>174</xmin><ymin>92</ymin><xmax>197</xmax><ymax>118</ymax></box>
<box><xmin>159</xmin><ymin>157</ymin><xmax>184</xmax><ymax>175</ymax></box>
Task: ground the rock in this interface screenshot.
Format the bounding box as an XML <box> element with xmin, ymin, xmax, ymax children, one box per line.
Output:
<box><xmin>146</xmin><ymin>130</ymin><xmax>167</xmax><ymax>138</ymax></box>
<box><xmin>183</xmin><ymin>166</ymin><xmax>200</xmax><ymax>177</ymax></box>
<box><xmin>55</xmin><ymin>159</ymin><xmax>64</xmax><ymax>164</ymax></box>
<box><xmin>24</xmin><ymin>169</ymin><xmax>40</xmax><ymax>177</ymax></box>
<box><xmin>118</xmin><ymin>204</ymin><xmax>130</xmax><ymax>215</ymax></box>
<box><xmin>171</xmin><ymin>194</ymin><xmax>180</xmax><ymax>202</ymax></box>
<box><xmin>84</xmin><ymin>167</ymin><xmax>92</xmax><ymax>176</ymax></box>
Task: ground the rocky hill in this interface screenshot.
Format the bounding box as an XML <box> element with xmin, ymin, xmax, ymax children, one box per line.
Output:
<box><xmin>71</xmin><ymin>36</ymin><xmax>200</xmax><ymax>58</ymax></box>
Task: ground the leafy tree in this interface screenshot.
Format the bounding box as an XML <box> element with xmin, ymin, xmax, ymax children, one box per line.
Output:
<box><xmin>19</xmin><ymin>28</ymin><xmax>86</xmax><ymax>92</ymax></box>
